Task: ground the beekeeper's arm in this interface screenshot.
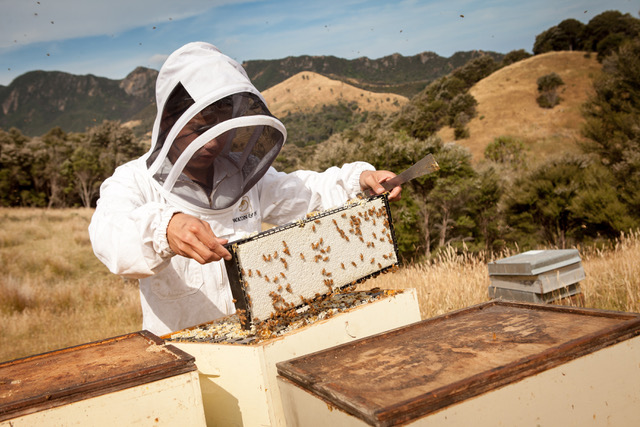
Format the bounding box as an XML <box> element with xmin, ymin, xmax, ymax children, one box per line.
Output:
<box><xmin>258</xmin><ymin>162</ymin><xmax>400</xmax><ymax>226</ymax></box>
<box><xmin>89</xmin><ymin>159</ymin><xmax>229</xmax><ymax>278</ymax></box>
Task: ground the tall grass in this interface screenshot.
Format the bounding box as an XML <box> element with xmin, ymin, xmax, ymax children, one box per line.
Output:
<box><xmin>360</xmin><ymin>235</ymin><xmax>640</xmax><ymax>319</ymax></box>
<box><xmin>0</xmin><ymin>208</ymin><xmax>141</xmax><ymax>363</ymax></box>
<box><xmin>1</xmin><ymin>208</ymin><xmax>638</xmax><ymax>363</ymax></box>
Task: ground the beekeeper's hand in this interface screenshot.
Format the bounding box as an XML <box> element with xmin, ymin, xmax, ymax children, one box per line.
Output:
<box><xmin>359</xmin><ymin>170</ymin><xmax>402</xmax><ymax>201</ymax></box>
<box><xmin>167</xmin><ymin>213</ymin><xmax>232</xmax><ymax>263</ymax></box>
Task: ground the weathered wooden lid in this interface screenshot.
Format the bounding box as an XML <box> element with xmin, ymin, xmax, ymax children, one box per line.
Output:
<box><xmin>277</xmin><ymin>300</ymin><xmax>640</xmax><ymax>427</ymax></box>
<box><xmin>0</xmin><ymin>331</ymin><xmax>196</xmax><ymax>422</ymax></box>
<box><xmin>488</xmin><ymin>249</ymin><xmax>582</xmax><ymax>276</ymax></box>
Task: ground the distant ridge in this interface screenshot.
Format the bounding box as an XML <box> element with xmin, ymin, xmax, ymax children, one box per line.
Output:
<box><xmin>243</xmin><ymin>50</ymin><xmax>504</xmax><ymax>98</ymax></box>
<box><xmin>0</xmin><ymin>49</ymin><xmax>502</xmax><ymax>137</ymax></box>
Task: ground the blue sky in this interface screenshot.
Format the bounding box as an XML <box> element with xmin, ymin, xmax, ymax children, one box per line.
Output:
<box><xmin>1</xmin><ymin>0</ymin><xmax>638</xmax><ymax>86</ymax></box>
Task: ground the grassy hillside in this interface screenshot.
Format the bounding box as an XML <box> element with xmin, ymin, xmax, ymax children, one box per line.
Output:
<box><xmin>262</xmin><ymin>71</ymin><xmax>408</xmax><ymax>117</ymax></box>
<box><xmin>438</xmin><ymin>51</ymin><xmax>603</xmax><ymax>163</ymax></box>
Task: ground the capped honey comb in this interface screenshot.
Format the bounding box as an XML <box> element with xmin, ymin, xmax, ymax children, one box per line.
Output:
<box><xmin>225</xmin><ymin>194</ymin><xmax>399</xmax><ymax>327</ymax></box>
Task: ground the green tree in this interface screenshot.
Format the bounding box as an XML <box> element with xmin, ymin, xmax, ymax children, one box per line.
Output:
<box><xmin>0</xmin><ymin>128</ymin><xmax>42</xmax><ymax>206</ymax></box>
<box><xmin>29</xmin><ymin>127</ymin><xmax>77</xmax><ymax>207</ymax></box>
<box><xmin>500</xmin><ymin>49</ymin><xmax>532</xmax><ymax>67</ymax></box>
<box><xmin>393</xmin><ymin>56</ymin><xmax>491</xmax><ymax>140</ymax></box>
<box><xmin>469</xmin><ymin>167</ymin><xmax>504</xmax><ymax>252</ymax></box>
<box><xmin>536</xmin><ymin>72</ymin><xmax>565</xmax><ymax>109</ymax></box>
<box><xmin>65</xmin><ymin>121</ymin><xmax>145</xmax><ymax>207</ymax></box>
<box><xmin>484</xmin><ymin>136</ymin><xmax>526</xmax><ymax>166</ymax></box>
<box><xmin>581</xmin><ymin>11</ymin><xmax>640</xmax><ymax>60</ymax></box>
<box><xmin>581</xmin><ymin>37</ymin><xmax>640</xmax><ymax>216</ymax></box>
<box><xmin>426</xmin><ymin>144</ymin><xmax>477</xmax><ymax>249</ymax></box>
<box><xmin>88</xmin><ymin>120</ymin><xmax>145</xmax><ymax>174</ymax></box>
<box><xmin>533</xmin><ymin>19</ymin><xmax>586</xmax><ymax>54</ymax></box>
<box><xmin>505</xmin><ymin>155</ymin><xmax>633</xmax><ymax>248</ymax></box>
<box><xmin>64</xmin><ymin>143</ymin><xmax>103</xmax><ymax>207</ymax></box>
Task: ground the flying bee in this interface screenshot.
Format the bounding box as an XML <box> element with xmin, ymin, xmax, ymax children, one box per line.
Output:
<box><xmin>248</xmin><ymin>269</ymin><xmax>253</xmax><ymax>277</ymax></box>
<box><xmin>257</xmin><ymin>270</ymin><xmax>262</xmax><ymax>277</ymax></box>
<box><xmin>300</xmin><ymin>253</ymin><xmax>305</xmax><ymax>261</ymax></box>
<box><xmin>360</xmin><ymin>253</ymin><xmax>364</xmax><ymax>261</ymax></box>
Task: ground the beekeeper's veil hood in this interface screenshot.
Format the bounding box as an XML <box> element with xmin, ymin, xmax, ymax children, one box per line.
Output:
<box><xmin>146</xmin><ymin>42</ymin><xmax>286</xmax><ymax>211</ymax></box>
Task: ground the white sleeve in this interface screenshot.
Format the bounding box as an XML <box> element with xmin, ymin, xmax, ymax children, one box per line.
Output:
<box><xmin>88</xmin><ymin>160</ymin><xmax>179</xmax><ymax>279</ymax></box>
<box><xmin>257</xmin><ymin>161</ymin><xmax>375</xmax><ymax>226</ymax></box>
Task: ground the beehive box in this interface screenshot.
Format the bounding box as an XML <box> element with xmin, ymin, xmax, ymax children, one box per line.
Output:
<box><xmin>277</xmin><ymin>300</ymin><xmax>640</xmax><ymax>426</ymax></box>
<box><xmin>488</xmin><ymin>249</ymin><xmax>585</xmax><ymax>303</ymax></box>
<box><xmin>0</xmin><ymin>331</ymin><xmax>206</xmax><ymax>426</ymax></box>
<box><xmin>225</xmin><ymin>194</ymin><xmax>399</xmax><ymax>326</ymax></box>
<box><xmin>165</xmin><ymin>288</ymin><xmax>421</xmax><ymax>427</ymax></box>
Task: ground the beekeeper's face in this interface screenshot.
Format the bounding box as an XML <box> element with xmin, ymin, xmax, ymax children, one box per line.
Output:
<box><xmin>168</xmin><ymin>112</ymin><xmax>228</xmax><ymax>165</ymax></box>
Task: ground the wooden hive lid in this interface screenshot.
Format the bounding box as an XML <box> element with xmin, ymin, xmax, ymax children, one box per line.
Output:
<box><xmin>0</xmin><ymin>331</ymin><xmax>196</xmax><ymax>422</ymax></box>
<box><xmin>276</xmin><ymin>300</ymin><xmax>640</xmax><ymax>426</ymax></box>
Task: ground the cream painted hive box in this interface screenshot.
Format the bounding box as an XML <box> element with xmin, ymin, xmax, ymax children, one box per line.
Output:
<box><xmin>166</xmin><ymin>289</ymin><xmax>421</xmax><ymax>426</ymax></box>
<box><xmin>277</xmin><ymin>301</ymin><xmax>640</xmax><ymax>427</ymax></box>
<box><xmin>0</xmin><ymin>331</ymin><xmax>206</xmax><ymax>426</ymax></box>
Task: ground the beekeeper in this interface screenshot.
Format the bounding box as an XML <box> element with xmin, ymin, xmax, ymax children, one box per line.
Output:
<box><xmin>89</xmin><ymin>42</ymin><xmax>401</xmax><ymax>336</ymax></box>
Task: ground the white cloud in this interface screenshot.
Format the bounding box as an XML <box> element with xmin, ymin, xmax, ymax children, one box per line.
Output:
<box><xmin>0</xmin><ymin>0</ymin><xmax>247</xmax><ymax>48</ymax></box>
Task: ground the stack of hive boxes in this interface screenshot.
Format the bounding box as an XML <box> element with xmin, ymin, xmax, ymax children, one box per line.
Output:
<box><xmin>487</xmin><ymin>249</ymin><xmax>585</xmax><ymax>304</ymax></box>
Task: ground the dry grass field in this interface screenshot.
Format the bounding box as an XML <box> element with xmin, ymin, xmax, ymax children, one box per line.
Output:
<box><xmin>1</xmin><ymin>208</ymin><xmax>638</xmax><ymax>363</ymax></box>
<box><xmin>0</xmin><ymin>208</ymin><xmax>141</xmax><ymax>363</ymax></box>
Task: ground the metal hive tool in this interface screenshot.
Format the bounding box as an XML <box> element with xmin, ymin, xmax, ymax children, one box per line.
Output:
<box><xmin>224</xmin><ymin>194</ymin><xmax>399</xmax><ymax>328</ymax></box>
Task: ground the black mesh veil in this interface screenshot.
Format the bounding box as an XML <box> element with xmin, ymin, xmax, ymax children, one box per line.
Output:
<box><xmin>147</xmin><ymin>85</ymin><xmax>285</xmax><ymax>210</ymax></box>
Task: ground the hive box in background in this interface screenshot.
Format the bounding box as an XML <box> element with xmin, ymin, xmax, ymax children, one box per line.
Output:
<box><xmin>487</xmin><ymin>249</ymin><xmax>585</xmax><ymax>303</ymax></box>
<box><xmin>166</xmin><ymin>289</ymin><xmax>421</xmax><ymax>427</ymax></box>
<box><xmin>0</xmin><ymin>331</ymin><xmax>206</xmax><ymax>427</ymax></box>
<box><xmin>277</xmin><ymin>300</ymin><xmax>640</xmax><ymax>426</ymax></box>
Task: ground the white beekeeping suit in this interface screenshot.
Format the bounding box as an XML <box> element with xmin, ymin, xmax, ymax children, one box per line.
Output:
<box><xmin>89</xmin><ymin>42</ymin><xmax>375</xmax><ymax>335</ymax></box>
